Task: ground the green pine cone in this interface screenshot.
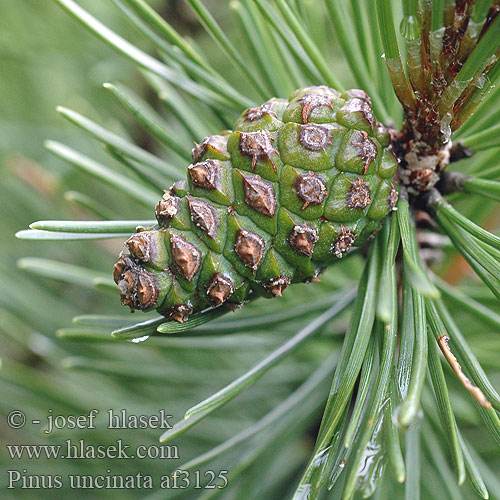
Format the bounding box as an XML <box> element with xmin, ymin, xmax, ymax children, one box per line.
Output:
<box><xmin>114</xmin><ymin>86</ymin><xmax>399</xmax><ymax>323</ymax></box>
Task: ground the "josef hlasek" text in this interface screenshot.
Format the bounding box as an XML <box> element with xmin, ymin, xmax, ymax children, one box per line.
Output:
<box><xmin>44</xmin><ymin>409</ymin><xmax>173</xmax><ymax>434</ymax></box>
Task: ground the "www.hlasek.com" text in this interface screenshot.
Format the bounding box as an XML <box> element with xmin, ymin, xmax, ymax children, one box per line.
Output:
<box><xmin>6</xmin><ymin>439</ymin><xmax>178</xmax><ymax>460</ymax></box>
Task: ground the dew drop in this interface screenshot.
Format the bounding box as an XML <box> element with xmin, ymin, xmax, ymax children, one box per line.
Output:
<box><xmin>130</xmin><ymin>335</ymin><xmax>150</xmax><ymax>343</ymax></box>
<box><xmin>440</xmin><ymin>112</ymin><xmax>452</xmax><ymax>143</ymax></box>
<box><xmin>29</xmin><ymin>333</ymin><xmax>53</xmax><ymax>356</ymax></box>
<box><xmin>475</xmin><ymin>74</ymin><xmax>486</xmax><ymax>89</ymax></box>
<box><xmin>294</xmin><ymin>484</ymin><xmax>311</xmax><ymax>500</ymax></box>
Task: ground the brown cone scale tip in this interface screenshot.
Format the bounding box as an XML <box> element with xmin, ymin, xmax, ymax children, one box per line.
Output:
<box><xmin>191</xmin><ymin>135</ymin><xmax>227</xmax><ymax>163</ymax></box>
<box><xmin>296</xmin><ymin>171</ymin><xmax>328</xmax><ymax>209</ymax></box>
<box><xmin>188</xmin><ymin>197</ymin><xmax>219</xmax><ymax>238</ymax></box>
<box><xmin>155</xmin><ymin>191</ymin><xmax>180</xmax><ymax>224</ymax></box>
<box><xmin>241</xmin><ymin>173</ymin><xmax>277</xmax><ymax>217</ymax></box>
<box><xmin>169</xmin><ymin>303</ymin><xmax>193</xmax><ymax>323</ymax></box>
<box><xmin>113</xmin><ymin>254</ymin><xmax>159</xmax><ymax>311</ymax></box>
<box><xmin>289</xmin><ymin>224</ymin><xmax>319</xmax><ymax>257</ymax></box>
<box><xmin>207</xmin><ymin>273</ymin><xmax>234</xmax><ymax>306</ymax></box>
<box><xmin>234</xmin><ymin>228</ymin><xmax>266</xmax><ymax>271</ymax></box>
<box><xmin>126</xmin><ymin>232</ymin><xmax>153</xmax><ymax>263</ymax></box>
<box><xmin>238</xmin><ymin>131</ymin><xmax>278</xmax><ymax>172</ymax></box>
<box><xmin>113</xmin><ymin>257</ymin><xmax>126</xmax><ymax>284</ymax></box>
<box><xmin>136</xmin><ymin>274</ymin><xmax>158</xmax><ymax>308</ymax></box>
<box><xmin>245</xmin><ymin>102</ymin><xmax>277</xmax><ymax>121</ymax></box>
<box><xmin>332</xmin><ymin>226</ymin><xmax>356</xmax><ymax>258</ymax></box>
<box><xmin>299</xmin><ymin>94</ymin><xmax>335</xmax><ymax>123</ymax></box>
<box><xmin>347</xmin><ymin>178</ymin><xmax>371</xmax><ymax>209</ymax></box>
<box><xmin>170</xmin><ymin>234</ymin><xmax>202</xmax><ymax>281</ymax></box>
<box><xmin>351</xmin><ymin>130</ymin><xmax>377</xmax><ymax>174</ymax></box>
<box><xmin>299</xmin><ymin>124</ymin><xmax>332</xmax><ymax>151</ymax></box>
<box><xmin>341</xmin><ymin>98</ymin><xmax>376</xmax><ymax>130</ymax></box>
<box><xmin>188</xmin><ymin>159</ymin><xmax>220</xmax><ymax>190</ymax></box>
<box><xmin>264</xmin><ymin>276</ymin><xmax>291</xmax><ymax>297</ymax></box>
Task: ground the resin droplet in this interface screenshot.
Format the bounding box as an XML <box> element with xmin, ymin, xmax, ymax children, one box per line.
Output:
<box><xmin>170</xmin><ymin>234</ymin><xmax>202</xmax><ymax>281</ymax></box>
<box><xmin>207</xmin><ymin>273</ymin><xmax>234</xmax><ymax>306</ymax></box>
<box><xmin>234</xmin><ymin>228</ymin><xmax>265</xmax><ymax>271</ymax></box>
<box><xmin>332</xmin><ymin>226</ymin><xmax>356</xmax><ymax>258</ymax></box>
<box><xmin>347</xmin><ymin>178</ymin><xmax>371</xmax><ymax>209</ymax></box>
<box><xmin>264</xmin><ymin>276</ymin><xmax>291</xmax><ymax>297</ymax></box>
<box><xmin>168</xmin><ymin>303</ymin><xmax>193</xmax><ymax>323</ymax></box>
<box><xmin>296</xmin><ymin>171</ymin><xmax>328</xmax><ymax>209</ymax></box>
<box><xmin>242</xmin><ymin>173</ymin><xmax>276</xmax><ymax>217</ymax></box>
<box><xmin>188</xmin><ymin>198</ymin><xmax>219</xmax><ymax>238</ymax></box>
<box><xmin>155</xmin><ymin>191</ymin><xmax>180</xmax><ymax>224</ymax></box>
<box><xmin>188</xmin><ymin>159</ymin><xmax>220</xmax><ymax>190</ymax></box>
<box><xmin>299</xmin><ymin>94</ymin><xmax>334</xmax><ymax>123</ymax></box>
<box><xmin>239</xmin><ymin>131</ymin><xmax>278</xmax><ymax>172</ymax></box>
<box><xmin>289</xmin><ymin>224</ymin><xmax>319</xmax><ymax>256</ymax></box>
<box><xmin>299</xmin><ymin>124</ymin><xmax>332</xmax><ymax>151</ymax></box>
<box><xmin>388</xmin><ymin>184</ymin><xmax>399</xmax><ymax>209</ymax></box>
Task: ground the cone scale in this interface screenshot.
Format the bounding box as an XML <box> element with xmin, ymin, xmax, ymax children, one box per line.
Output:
<box><xmin>114</xmin><ymin>86</ymin><xmax>399</xmax><ymax>322</ymax></box>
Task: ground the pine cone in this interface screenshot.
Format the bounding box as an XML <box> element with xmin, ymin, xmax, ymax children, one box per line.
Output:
<box><xmin>114</xmin><ymin>86</ymin><xmax>399</xmax><ymax>322</ymax></box>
